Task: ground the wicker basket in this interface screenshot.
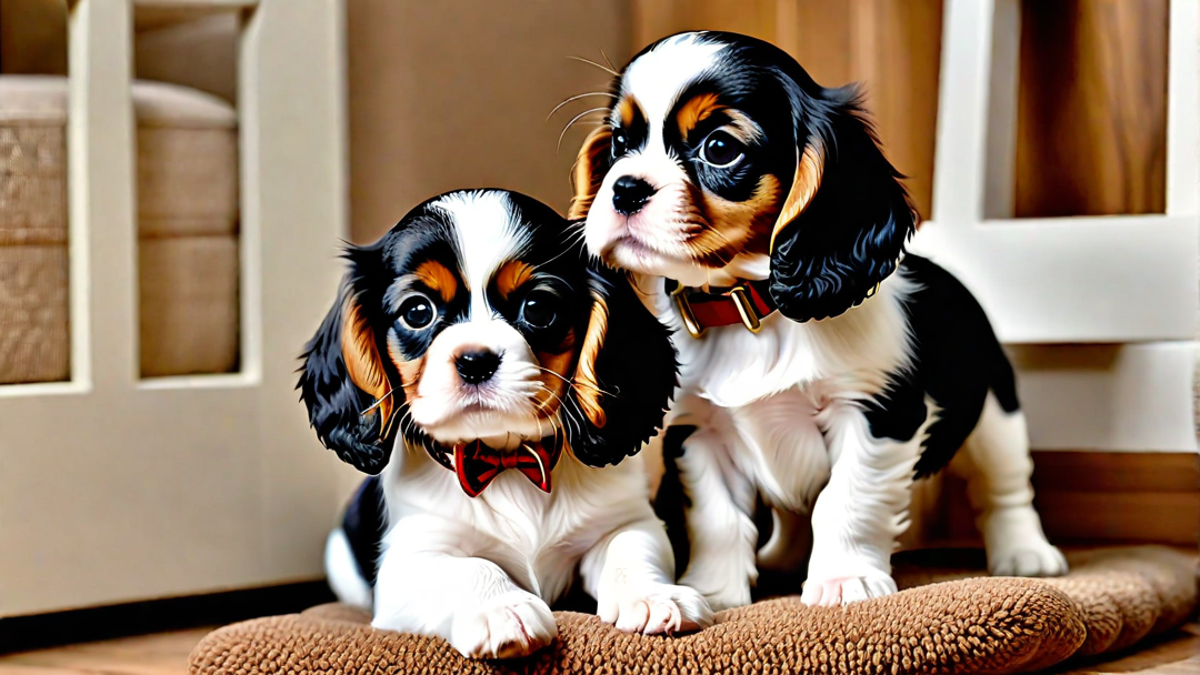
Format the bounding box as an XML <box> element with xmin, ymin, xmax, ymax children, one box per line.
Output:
<box><xmin>0</xmin><ymin>76</ymin><xmax>239</xmax><ymax>383</ymax></box>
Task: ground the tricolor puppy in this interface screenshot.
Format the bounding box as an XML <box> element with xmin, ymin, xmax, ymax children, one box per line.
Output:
<box><xmin>300</xmin><ymin>190</ymin><xmax>711</xmax><ymax>659</ymax></box>
<box><xmin>571</xmin><ymin>32</ymin><xmax>1067</xmax><ymax>609</ymax></box>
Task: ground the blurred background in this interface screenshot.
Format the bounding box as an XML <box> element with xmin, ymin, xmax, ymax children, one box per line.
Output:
<box><xmin>0</xmin><ymin>0</ymin><xmax>1195</xmax><ymax>661</ymax></box>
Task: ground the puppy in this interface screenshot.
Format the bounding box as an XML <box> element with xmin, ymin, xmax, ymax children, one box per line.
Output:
<box><xmin>300</xmin><ymin>189</ymin><xmax>711</xmax><ymax>658</ymax></box>
<box><xmin>570</xmin><ymin>32</ymin><xmax>1067</xmax><ymax>609</ymax></box>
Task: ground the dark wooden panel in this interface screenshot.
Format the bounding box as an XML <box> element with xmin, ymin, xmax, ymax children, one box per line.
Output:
<box><xmin>922</xmin><ymin>452</ymin><xmax>1199</xmax><ymax>548</ymax></box>
<box><xmin>1035</xmin><ymin>491</ymin><xmax>1200</xmax><ymax>546</ymax></box>
<box><xmin>1014</xmin><ymin>0</ymin><xmax>1168</xmax><ymax>217</ymax></box>
<box><xmin>1032</xmin><ymin>451</ymin><xmax>1200</xmax><ymax>493</ymax></box>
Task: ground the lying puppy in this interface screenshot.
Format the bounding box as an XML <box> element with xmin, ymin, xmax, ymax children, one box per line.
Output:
<box><xmin>300</xmin><ymin>189</ymin><xmax>711</xmax><ymax>658</ymax></box>
<box><xmin>570</xmin><ymin>32</ymin><xmax>1067</xmax><ymax>609</ymax></box>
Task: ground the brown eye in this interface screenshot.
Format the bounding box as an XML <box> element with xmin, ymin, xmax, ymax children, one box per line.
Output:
<box><xmin>521</xmin><ymin>290</ymin><xmax>559</xmax><ymax>329</ymax></box>
<box><xmin>398</xmin><ymin>293</ymin><xmax>435</xmax><ymax>330</ymax></box>
<box><xmin>700</xmin><ymin>130</ymin><xmax>745</xmax><ymax>168</ymax></box>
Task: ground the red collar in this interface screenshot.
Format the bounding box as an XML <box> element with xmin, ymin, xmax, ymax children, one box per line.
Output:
<box><xmin>669</xmin><ymin>278</ymin><xmax>777</xmax><ymax>338</ymax></box>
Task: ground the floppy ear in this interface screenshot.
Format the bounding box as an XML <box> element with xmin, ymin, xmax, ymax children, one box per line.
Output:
<box><xmin>567</xmin><ymin>125</ymin><xmax>613</xmax><ymax>220</ymax></box>
<box><xmin>298</xmin><ymin>247</ymin><xmax>397</xmax><ymax>475</ymax></box>
<box><xmin>566</xmin><ymin>264</ymin><xmax>678</xmax><ymax>467</ymax></box>
<box><xmin>767</xmin><ymin>84</ymin><xmax>917</xmax><ymax>322</ymax></box>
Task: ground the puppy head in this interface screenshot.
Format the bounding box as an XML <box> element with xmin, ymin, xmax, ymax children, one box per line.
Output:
<box><xmin>572</xmin><ymin>31</ymin><xmax>916</xmax><ymax>322</ymax></box>
<box><xmin>299</xmin><ymin>189</ymin><xmax>677</xmax><ymax>475</ymax></box>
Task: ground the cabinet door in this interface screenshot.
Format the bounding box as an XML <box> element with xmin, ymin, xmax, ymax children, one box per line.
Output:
<box><xmin>0</xmin><ymin>0</ymin><xmax>349</xmax><ymax>617</ymax></box>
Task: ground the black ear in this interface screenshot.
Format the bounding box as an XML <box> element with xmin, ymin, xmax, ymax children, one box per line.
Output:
<box><xmin>565</xmin><ymin>262</ymin><xmax>678</xmax><ymax>467</ymax></box>
<box><xmin>767</xmin><ymin>80</ymin><xmax>917</xmax><ymax>322</ymax></box>
<box><xmin>298</xmin><ymin>245</ymin><xmax>396</xmax><ymax>475</ymax></box>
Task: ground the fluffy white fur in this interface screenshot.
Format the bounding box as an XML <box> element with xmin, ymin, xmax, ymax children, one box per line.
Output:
<box><xmin>951</xmin><ymin>392</ymin><xmax>1066</xmax><ymax>577</ymax></box>
<box><xmin>372</xmin><ymin>445</ymin><xmax>709</xmax><ymax>658</ymax></box>
<box><xmin>584</xmin><ymin>35</ymin><xmax>1064</xmax><ymax>610</ymax></box>
<box><xmin>626</xmin><ymin>265</ymin><xmax>1064</xmax><ymax>609</ymax></box>
<box><xmin>327</xmin><ymin>191</ymin><xmax>711</xmax><ymax>659</ymax></box>
<box><xmin>326</xmin><ymin>527</ymin><xmax>374</xmax><ymax>610</ymax></box>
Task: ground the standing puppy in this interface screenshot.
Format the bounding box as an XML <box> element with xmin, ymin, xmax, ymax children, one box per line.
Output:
<box><xmin>572</xmin><ymin>32</ymin><xmax>1066</xmax><ymax>609</ymax></box>
<box><xmin>301</xmin><ymin>190</ymin><xmax>710</xmax><ymax>658</ymax></box>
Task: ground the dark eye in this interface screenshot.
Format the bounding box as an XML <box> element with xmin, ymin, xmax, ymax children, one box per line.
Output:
<box><xmin>398</xmin><ymin>293</ymin><xmax>435</xmax><ymax>330</ymax></box>
<box><xmin>699</xmin><ymin>130</ymin><xmax>745</xmax><ymax>167</ymax></box>
<box><xmin>612</xmin><ymin>128</ymin><xmax>628</xmax><ymax>157</ymax></box>
<box><xmin>521</xmin><ymin>290</ymin><xmax>559</xmax><ymax>329</ymax></box>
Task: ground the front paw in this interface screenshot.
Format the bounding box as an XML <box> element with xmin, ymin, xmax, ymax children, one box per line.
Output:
<box><xmin>988</xmin><ymin>541</ymin><xmax>1069</xmax><ymax>578</ymax></box>
<box><xmin>449</xmin><ymin>591</ymin><xmax>557</xmax><ymax>659</ymax></box>
<box><xmin>600</xmin><ymin>583</ymin><xmax>713</xmax><ymax>635</ymax></box>
<box><xmin>980</xmin><ymin>508</ymin><xmax>1068</xmax><ymax>578</ymax></box>
<box><xmin>800</xmin><ymin>570</ymin><xmax>897</xmax><ymax>607</ymax></box>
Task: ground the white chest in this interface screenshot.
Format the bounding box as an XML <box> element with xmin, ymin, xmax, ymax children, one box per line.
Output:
<box><xmin>639</xmin><ymin>274</ymin><xmax>915</xmax><ymax>409</ymax></box>
<box><xmin>383</xmin><ymin>449</ymin><xmax>654</xmax><ymax>601</ymax></box>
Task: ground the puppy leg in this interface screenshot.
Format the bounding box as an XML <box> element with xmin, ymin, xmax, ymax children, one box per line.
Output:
<box><xmin>674</xmin><ymin>428</ymin><xmax>759</xmax><ymax>611</ymax></box>
<box><xmin>373</xmin><ymin>545</ymin><xmax>556</xmax><ymax>659</ymax></box>
<box><xmin>802</xmin><ymin>405</ymin><xmax>919</xmax><ymax>606</ymax></box>
<box><xmin>955</xmin><ymin>391</ymin><xmax>1067</xmax><ymax>577</ymax></box>
<box><xmin>582</xmin><ymin>518</ymin><xmax>713</xmax><ymax>635</ymax></box>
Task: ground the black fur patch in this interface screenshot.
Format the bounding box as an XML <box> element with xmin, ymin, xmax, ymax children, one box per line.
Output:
<box><xmin>653</xmin><ymin>425</ymin><xmax>696</xmax><ymax>580</ymax></box>
<box><xmin>342</xmin><ymin>476</ymin><xmax>386</xmax><ymax>585</ymax></box>
<box><xmin>865</xmin><ymin>255</ymin><xmax>1023</xmax><ymax>478</ymax></box>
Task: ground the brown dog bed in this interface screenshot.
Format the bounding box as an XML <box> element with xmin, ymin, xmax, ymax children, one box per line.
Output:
<box><xmin>189</xmin><ymin>546</ymin><xmax>1196</xmax><ymax>675</ymax></box>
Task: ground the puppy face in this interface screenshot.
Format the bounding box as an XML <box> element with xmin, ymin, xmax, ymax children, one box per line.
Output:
<box><xmin>578</xmin><ymin>34</ymin><xmax>793</xmax><ymax>284</ymax></box>
<box><xmin>300</xmin><ymin>190</ymin><xmax>677</xmax><ymax>475</ymax></box>
<box><xmin>377</xmin><ymin>192</ymin><xmax>586</xmax><ymax>446</ymax></box>
<box><xmin>573</xmin><ymin>32</ymin><xmax>916</xmax><ymax>321</ymax></box>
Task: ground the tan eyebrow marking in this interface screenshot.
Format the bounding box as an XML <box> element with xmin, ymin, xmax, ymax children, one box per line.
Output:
<box><xmin>414</xmin><ymin>259</ymin><xmax>457</xmax><ymax>303</ymax></box>
<box><xmin>494</xmin><ymin>260</ymin><xmax>534</xmax><ymax>301</ymax></box>
<box><xmin>676</xmin><ymin>92</ymin><xmax>723</xmax><ymax>138</ymax></box>
<box><xmin>616</xmin><ymin>94</ymin><xmax>641</xmax><ymax>127</ymax></box>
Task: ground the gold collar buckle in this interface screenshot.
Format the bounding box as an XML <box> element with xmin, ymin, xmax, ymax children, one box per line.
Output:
<box><xmin>729</xmin><ymin>285</ymin><xmax>763</xmax><ymax>334</ymax></box>
<box><xmin>671</xmin><ymin>284</ymin><xmax>705</xmax><ymax>339</ymax></box>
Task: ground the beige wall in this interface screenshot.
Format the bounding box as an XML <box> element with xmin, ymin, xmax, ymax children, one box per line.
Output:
<box><xmin>347</xmin><ymin>0</ymin><xmax>631</xmax><ymax>244</ymax></box>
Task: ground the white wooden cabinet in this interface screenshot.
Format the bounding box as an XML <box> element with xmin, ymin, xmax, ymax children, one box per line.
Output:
<box><xmin>910</xmin><ymin>0</ymin><xmax>1198</xmax><ymax>343</ymax></box>
<box><xmin>0</xmin><ymin>0</ymin><xmax>351</xmax><ymax>617</ymax></box>
<box><xmin>909</xmin><ymin>0</ymin><xmax>1199</xmax><ymax>453</ymax></box>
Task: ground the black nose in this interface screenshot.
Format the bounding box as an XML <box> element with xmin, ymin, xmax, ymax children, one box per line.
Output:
<box><xmin>455</xmin><ymin>349</ymin><xmax>501</xmax><ymax>385</ymax></box>
<box><xmin>611</xmin><ymin>176</ymin><xmax>656</xmax><ymax>215</ymax></box>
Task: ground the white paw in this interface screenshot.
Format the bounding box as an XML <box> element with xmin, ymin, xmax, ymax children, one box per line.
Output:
<box><xmin>600</xmin><ymin>583</ymin><xmax>713</xmax><ymax>635</ymax></box>
<box><xmin>678</xmin><ymin>570</ymin><xmax>752</xmax><ymax>612</ymax></box>
<box><xmin>801</xmin><ymin>570</ymin><xmax>897</xmax><ymax>607</ymax></box>
<box><xmin>988</xmin><ymin>541</ymin><xmax>1069</xmax><ymax>577</ymax></box>
<box><xmin>448</xmin><ymin>591</ymin><xmax>557</xmax><ymax>659</ymax></box>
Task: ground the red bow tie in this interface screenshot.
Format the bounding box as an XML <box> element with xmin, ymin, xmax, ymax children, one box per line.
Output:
<box><xmin>453</xmin><ymin>437</ymin><xmax>564</xmax><ymax>498</ymax></box>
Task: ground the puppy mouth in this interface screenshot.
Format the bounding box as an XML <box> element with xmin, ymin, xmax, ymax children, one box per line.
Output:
<box><xmin>609</xmin><ymin>234</ymin><xmax>659</xmax><ymax>259</ymax></box>
<box><xmin>606</xmin><ymin>232</ymin><xmax>684</xmax><ymax>266</ymax></box>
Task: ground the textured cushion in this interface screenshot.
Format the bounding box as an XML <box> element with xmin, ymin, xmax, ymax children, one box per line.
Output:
<box><xmin>0</xmin><ymin>75</ymin><xmax>238</xmax><ymax>382</ymax></box>
<box><xmin>0</xmin><ymin>78</ymin><xmax>70</xmax><ymax>383</ymax></box>
<box><xmin>189</xmin><ymin>546</ymin><xmax>1197</xmax><ymax>675</ymax></box>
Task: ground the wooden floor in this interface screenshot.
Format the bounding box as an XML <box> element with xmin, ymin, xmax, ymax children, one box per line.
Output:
<box><xmin>0</xmin><ymin>628</ymin><xmax>212</xmax><ymax>675</ymax></box>
<box><xmin>0</xmin><ymin>623</ymin><xmax>1196</xmax><ymax>675</ymax></box>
